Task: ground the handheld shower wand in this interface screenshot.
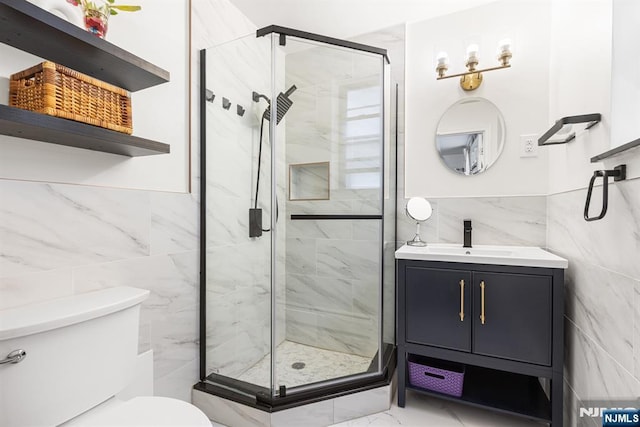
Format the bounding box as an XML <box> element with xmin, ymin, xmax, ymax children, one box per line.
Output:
<box><xmin>249</xmin><ymin>84</ymin><xmax>297</xmax><ymax>238</ymax></box>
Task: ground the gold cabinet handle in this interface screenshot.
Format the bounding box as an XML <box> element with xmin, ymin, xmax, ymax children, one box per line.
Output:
<box><xmin>480</xmin><ymin>280</ymin><xmax>486</xmax><ymax>325</ymax></box>
<box><xmin>459</xmin><ymin>279</ymin><xmax>465</xmax><ymax>321</ymax></box>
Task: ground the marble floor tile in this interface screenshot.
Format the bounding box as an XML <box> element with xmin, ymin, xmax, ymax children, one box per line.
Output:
<box><xmin>330</xmin><ymin>390</ymin><xmax>541</xmax><ymax>427</ymax></box>
<box><xmin>237</xmin><ymin>340</ymin><xmax>372</xmax><ymax>389</ymax></box>
<box><xmin>206</xmin><ymin>388</ymin><xmax>541</xmax><ymax>427</ymax></box>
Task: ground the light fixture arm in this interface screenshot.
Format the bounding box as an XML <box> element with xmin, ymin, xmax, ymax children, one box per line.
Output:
<box><xmin>436</xmin><ymin>63</ymin><xmax>511</xmax><ymax>80</ymax></box>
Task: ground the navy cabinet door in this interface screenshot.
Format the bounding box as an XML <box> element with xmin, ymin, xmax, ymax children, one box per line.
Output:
<box><xmin>405</xmin><ymin>266</ymin><xmax>472</xmax><ymax>352</ymax></box>
<box><xmin>472</xmin><ymin>272</ymin><xmax>552</xmax><ymax>366</ymax></box>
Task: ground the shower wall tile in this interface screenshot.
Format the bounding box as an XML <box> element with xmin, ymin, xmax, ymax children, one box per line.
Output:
<box><xmin>286</xmin><ymin>218</ymin><xmax>353</xmax><ymax>240</ymax></box>
<box><xmin>286</xmin><ymin>199</ymin><xmax>353</xmax><ymax>215</ymax></box>
<box><xmin>286</xmin><ymin>273</ymin><xmax>353</xmax><ymax>313</ymax></box>
<box><xmin>351</xmin><ymin>277</ymin><xmax>380</xmax><ymax>317</ymax></box>
<box><xmin>0</xmin><ymin>180</ymin><xmax>150</xmax><ymax>277</ymax></box>
<box><xmin>352</xmin><ymin>220</ymin><xmax>380</xmax><ymax>241</ymax></box>
<box><xmin>286</xmin><ymin>46</ymin><xmax>355</xmax><ymax>90</ymax></box>
<box><xmin>286</xmin><ymin>307</ymin><xmax>319</xmax><ymax>345</ymax></box>
<box><xmin>286</xmin><ymin>238</ymin><xmax>317</xmax><ymax>275</ymax></box>
<box><xmin>316</xmin><ymin>239</ymin><xmax>379</xmax><ymax>281</ymax></box>
<box><xmin>206</xmin><ymin>330</ymin><xmax>267</xmax><ymax>378</ymax></box>
<box><xmin>316</xmin><ymin>311</ymin><xmax>378</xmax><ymax>357</ymax></box>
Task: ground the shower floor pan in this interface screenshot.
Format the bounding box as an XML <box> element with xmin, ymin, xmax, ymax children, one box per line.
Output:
<box><xmin>237</xmin><ymin>340</ymin><xmax>374</xmax><ymax>389</ymax></box>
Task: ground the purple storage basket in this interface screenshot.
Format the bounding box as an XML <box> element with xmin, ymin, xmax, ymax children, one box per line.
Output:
<box><xmin>408</xmin><ymin>356</ymin><xmax>465</xmax><ymax>397</ymax></box>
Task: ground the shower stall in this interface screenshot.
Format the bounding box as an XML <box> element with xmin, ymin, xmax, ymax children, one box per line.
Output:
<box><xmin>198</xmin><ymin>26</ymin><xmax>397</xmax><ymax>409</ymax></box>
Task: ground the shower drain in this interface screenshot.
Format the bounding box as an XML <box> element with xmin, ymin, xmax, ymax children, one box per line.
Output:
<box><xmin>291</xmin><ymin>362</ymin><xmax>306</xmax><ymax>370</ymax></box>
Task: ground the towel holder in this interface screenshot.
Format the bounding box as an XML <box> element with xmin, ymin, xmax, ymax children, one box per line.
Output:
<box><xmin>583</xmin><ymin>164</ymin><xmax>626</xmax><ymax>221</ymax></box>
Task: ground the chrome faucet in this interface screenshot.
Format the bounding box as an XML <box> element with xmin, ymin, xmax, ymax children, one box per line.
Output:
<box><xmin>463</xmin><ymin>220</ymin><xmax>472</xmax><ymax>248</ymax></box>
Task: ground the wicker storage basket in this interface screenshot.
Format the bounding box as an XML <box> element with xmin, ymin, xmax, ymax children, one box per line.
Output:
<box><xmin>9</xmin><ymin>61</ymin><xmax>132</xmax><ymax>134</ymax></box>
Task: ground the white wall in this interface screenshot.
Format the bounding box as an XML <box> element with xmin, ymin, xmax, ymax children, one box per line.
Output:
<box><xmin>229</xmin><ymin>0</ymin><xmax>499</xmax><ymax>40</ymax></box>
<box><xmin>405</xmin><ymin>0</ymin><xmax>550</xmax><ymax>198</ymax></box>
<box><xmin>610</xmin><ymin>0</ymin><xmax>640</xmax><ymax>150</ymax></box>
<box><xmin>0</xmin><ymin>0</ymin><xmax>190</xmax><ymax>192</ymax></box>
<box><xmin>547</xmin><ymin>0</ymin><xmax>614</xmax><ymax>195</ymax></box>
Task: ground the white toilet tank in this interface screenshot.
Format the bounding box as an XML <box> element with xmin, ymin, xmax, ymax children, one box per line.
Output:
<box><xmin>0</xmin><ymin>287</ymin><xmax>149</xmax><ymax>427</ymax></box>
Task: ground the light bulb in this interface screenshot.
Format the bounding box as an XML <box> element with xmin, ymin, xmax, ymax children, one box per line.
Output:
<box><xmin>436</xmin><ymin>51</ymin><xmax>449</xmax><ymax>66</ymax></box>
<box><xmin>466</xmin><ymin>44</ymin><xmax>479</xmax><ymax>61</ymax></box>
<box><xmin>498</xmin><ymin>38</ymin><xmax>511</xmax><ymax>54</ymax></box>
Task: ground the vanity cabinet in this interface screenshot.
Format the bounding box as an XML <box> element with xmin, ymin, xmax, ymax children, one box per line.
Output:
<box><xmin>397</xmin><ymin>259</ymin><xmax>564</xmax><ymax>426</ymax></box>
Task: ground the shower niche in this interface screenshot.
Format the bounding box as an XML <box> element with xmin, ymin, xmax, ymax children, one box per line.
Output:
<box><xmin>289</xmin><ymin>161</ymin><xmax>330</xmax><ymax>200</ymax></box>
<box><xmin>196</xmin><ymin>25</ymin><xmax>397</xmax><ymax>424</ymax></box>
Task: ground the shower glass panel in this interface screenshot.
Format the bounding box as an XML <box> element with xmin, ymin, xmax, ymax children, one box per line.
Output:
<box><xmin>203</xmin><ymin>33</ymin><xmax>274</xmax><ymax>393</ymax></box>
<box><xmin>201</xmin><ymin>27</ymin><xmax>394</xmax><ymax>404</ymax></box>
<box><xmin>272</xmin><ymin>34</ymin><xmax>385</xmax><ymax>395</ymax></box>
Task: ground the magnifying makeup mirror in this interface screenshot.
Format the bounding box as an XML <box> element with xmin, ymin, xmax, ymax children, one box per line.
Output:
<box><xmin>406</xmin><ymin>197</ymin><xmax>433</xmax><ymax>246</ymax></box>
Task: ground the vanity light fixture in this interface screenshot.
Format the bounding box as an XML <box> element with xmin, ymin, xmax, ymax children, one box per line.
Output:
<box><xmin>436</xmin><ymin>39</ymin><xmax>512</xmax><ymax>91</ymax></box>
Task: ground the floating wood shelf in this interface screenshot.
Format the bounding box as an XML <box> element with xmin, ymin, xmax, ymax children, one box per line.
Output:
<box><xmin>0</xmin><ymin>0</ymin><xmax>170</xmax><ymax>92</ymax></box>
<box><xmin>0</xmin><ymin>105</ymin><xmax>170</xmax><ymax>157</ymax></box>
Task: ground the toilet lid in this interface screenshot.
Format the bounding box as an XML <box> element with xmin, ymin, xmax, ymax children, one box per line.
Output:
<box><xmin>74</xmin><ymin>396</ymin><xmax>211</xmax><ymax>426</ymax></box>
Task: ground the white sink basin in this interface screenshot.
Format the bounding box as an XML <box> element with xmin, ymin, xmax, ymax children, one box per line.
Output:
<box><xmin>395</xmin><ymin>243</ymin><xmax>568</xmax><ymax>269</ymax></box>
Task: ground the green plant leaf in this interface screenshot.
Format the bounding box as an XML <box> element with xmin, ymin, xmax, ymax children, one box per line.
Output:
<box><xmin>110</xmin><ymin>9</ymin><xmax>118</xmax><ymax>15</ymax></box>
<box><xmin>107</xmin><ymin>0</ymin><xmax>114</xmax><ymax>3</ymax></box>
<box><xmin>110</xmin><ymin>5</ymin><xmax>141</xmax><ymax>11</ymax></box>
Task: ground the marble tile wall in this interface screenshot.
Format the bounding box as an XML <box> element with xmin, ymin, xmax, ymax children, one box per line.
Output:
<box><xmin>0</xmin><ymin>180</ymin><xmax>199</xmax><ymax>401</ymax></box>
<box><xmin>396</xmin><ymin>195</ymin><xmax>548</xmax><ymax>248</ymax></box>
<box><xmin>547</xmin><ymin>177</ymin><xmax>640</xmax><ymax>426</ymax></box>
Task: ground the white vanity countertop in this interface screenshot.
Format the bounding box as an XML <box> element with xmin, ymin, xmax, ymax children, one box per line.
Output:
<box><xmin>395</xmin><ymin>243</ymin><xmax>568</xmax><ymax>269</ymax></box>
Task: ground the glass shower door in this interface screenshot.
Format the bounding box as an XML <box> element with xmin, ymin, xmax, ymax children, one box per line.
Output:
<box><xmin>202</xmin><ymin>33</ymin><xmax>274</xmax><ymax>394</ymax></box>
<box><xmin>270</xmin><ymin>33</ymin><xmax>387</xmax><ymax>395</ymax></box>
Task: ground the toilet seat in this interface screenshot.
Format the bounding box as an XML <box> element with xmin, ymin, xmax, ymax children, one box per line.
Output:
<box><xmin>65</xmin><ymin>396</ymin><xmax>210</xmax><ymax>426</ymax></box>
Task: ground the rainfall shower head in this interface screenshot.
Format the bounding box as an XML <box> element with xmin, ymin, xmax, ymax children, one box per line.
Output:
<box><xmin>262</xmin><ymin>84</ymin><xmax>297</xmax><ymax>125</ymax></box>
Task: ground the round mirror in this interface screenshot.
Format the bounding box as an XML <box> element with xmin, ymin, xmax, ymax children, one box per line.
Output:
<box><xmin>435</xmin><ymin>97</ymin><xmax>505</xmax><ymax>176</ymax></box>
<box><xmin>406</xmin><ymin>197</ymin><xmax>432</xmax><ymax>222</ymax></box>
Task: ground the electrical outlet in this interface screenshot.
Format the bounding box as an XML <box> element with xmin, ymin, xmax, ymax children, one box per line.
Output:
<box><xmin>520</xmin><ymin>134</ymin><xmax>538</xmax><ymax>158</ymax></box>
